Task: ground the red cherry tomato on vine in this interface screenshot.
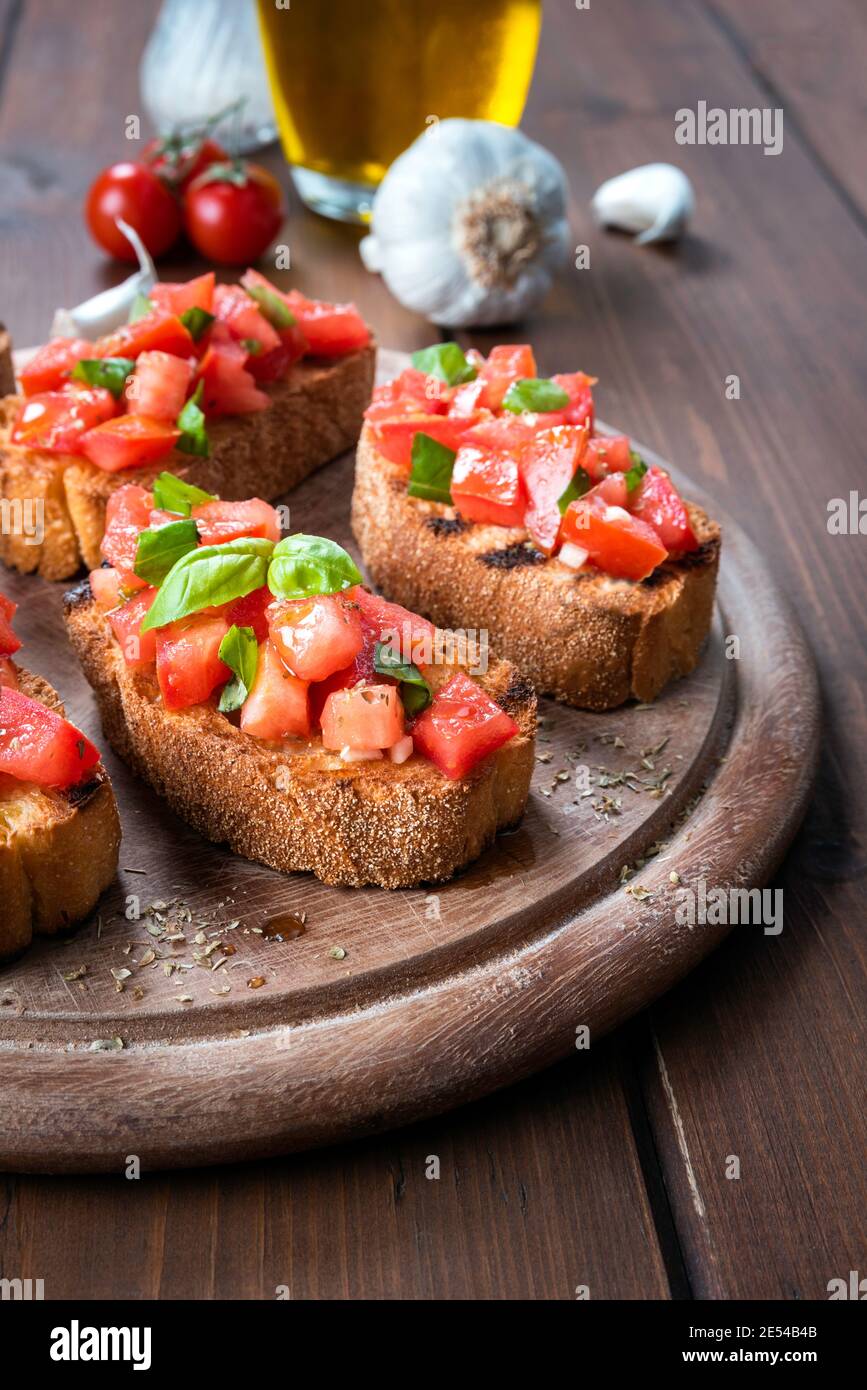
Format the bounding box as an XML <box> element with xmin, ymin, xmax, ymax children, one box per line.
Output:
<box><xmin>142</xmin><ymin>136</ymin><xmax>229</xmax><ymax>191</ymax></box>
<box><xmin>85</xmin><ymin>162</ymin><xmax>182</xmax><ymax>261</ymax></box>
<box><xmin>183</xmin><ymin>163</ymin><xmax>284</xmax><ymax>266</ymax></box>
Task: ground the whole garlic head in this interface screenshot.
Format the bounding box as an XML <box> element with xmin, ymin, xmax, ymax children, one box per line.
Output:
<box><xmin>591</xmin><ymin>163</ymin><xmax>694</xmax><ymax>245</ymax></box>
<box><xmin>360</xmin><ymin>119</ymin><xmax>570</xmax><ymax>327</ymax></box>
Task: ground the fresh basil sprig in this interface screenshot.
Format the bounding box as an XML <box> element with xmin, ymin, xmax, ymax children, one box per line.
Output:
<box><xmin>407</xmin><ymin>433</ymin><xmax>456</xmax><ymax>504</ymax></box>
<box><xmin>218</xmin><ymin>624</ymin><xmax>259</xmax><ymax>713</ymax></box>
<box><xmin>374</xmin><ymin>641</ymin><xmax>432</xmax><ymax>716</ymax></box>
<box><xmin>243</xmin><ymin>283</ymin><xmax>296</xmax><ymax>330</ymax></box>
<box><xmin>151</xmin><ymin>471</ymin><xmax>216</xmax><ymax>517</ymax></box>
<box><xmin>410</xmin><ymin>342</ymin><xmax>477</xmax><ymax>387</ymax></box>
<box><xmin>141</xmin><ymin>537</ymin><xmax>275</xmax><ymax>632</ymax></box>
<box><xmin>71</xmin><ymin>357</ymin><xmax>135</xmax><ymax>399</ymax></box>
<box><xmin>557</xmin><ymin>467</ymin><xmax>592</xmax><ymax>515</ymax></box>
<box><xmin>624</xmin><ymin>453</ymin><xmax>648</xmax><ymax>492</ymax></box>
<box><xmin>502</xmin><ymin>378</ymin><xmax>570</xmax><ymax>414</ymax></box>
<box><xmin>176</xmin><ymin>382</ymin><xmax>210</xmax><ymax>458</ymax></box>
<box><xmin>267</xmin><ymin>535</ymin><xmax>361</xmax><ymax>601</ymax></box>
<box><xmin>133</xmin><ymin>518</ymin><xmax>199</xmax><ymax>586</ymax></box>
<box><xmin>179</xmin><ymin>306</ymin><xmax>215</xmax><ymax>342</ymax></box>
<box><xmin>129</xmin><ymin>293</ymin><xmax>154</xmax><ymax>323</ymax></box>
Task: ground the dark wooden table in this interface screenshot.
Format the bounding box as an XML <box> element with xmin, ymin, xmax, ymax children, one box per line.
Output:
<box><xmin>1</xmin><ymin>0</ymin><xmax>864</xmax><ymax>1300</ymax></box>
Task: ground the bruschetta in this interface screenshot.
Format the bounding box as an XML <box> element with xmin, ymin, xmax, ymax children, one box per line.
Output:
<box><xmin>1</xmin><ymin>271</ymin><xmax>375</xmax><ymax>581</ymax></box>
<box><xmin>351</xmin><ymin>344</ymin><xmax>720</xmax><ymax>710</ymax></box>
<box><xmin>64</xmin><ymin>474</ymin><xmax>535</xmax><ymax>888</ymax></box>
<box><xmin>0</xmin><ymin>594</ymin><xmax>120</xmax><ymax>961</ymax></box>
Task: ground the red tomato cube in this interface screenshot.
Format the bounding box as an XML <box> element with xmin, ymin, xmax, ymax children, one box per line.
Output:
<box><xmin>268</xmin><ymin>594</ymin><xmax>364</xmax><ymax>683</ymax></box>
<box><xmin>478</xmin><ymin>344</ymin><xmax>537</xmax><ymax>409</ymax></box>
<box><xmin>155</xmin><ymin>615</ymin><xmax>230</xmax><ymax>710</ymax></box>
<box><xmin>630</xmin><ymin>466</ymin><xmax>699</xmax><ymax>552</ymax></box>
<box><xmin>0</xmin><ymin>687</ymin><xmax>100</xmax><ymax>789</ymax></box>
<box><xmin>107</xmin><ymin>588</ymin><xmax>158</xmax><ymax>668</ymax></box>
<box><xmin>79</xmin><ymin>415</ymin><xmax>180</xmax><ymax>472</ymax></box>
<box><xmin>0</xmin><ymin>594</ymin><xmax>21</xmax><ymax>655</ymax></box>
<box><xmin>19</xmin><ymin>338</ymin><xmax>91</xmax><ymax>396</ymax></box>
<box><xmin>192</xmin><ymin>498</ymin><xmax>281</xmax><ymax>546</ymax></box>
<box><xmin>451</xmin><ymin>443</ymin><xmax>526</xmax><ymax>528</ymax></box>
<box><xmin>519</xmin><ymin>424</ymin><xmax>589</xmax><ymax>554</ymax></box>
<box><xmin>240</xmin><ymin>639</ymin><xmax>310</xmax><ymax>741</ymax></box>
<box><xmin>560</xmin><ymin>490</ymin><xmax>668</xmax><ymax>580</ymax></box>
<box><xmin>320</xmin><ymin>683</ymin><xmax>405</xmax><ymax>752</ymax></box>
<box><xmin>412</xmin><ymin>672</ymin><xmax>519</xmax><ymax>780</ymax></box>
<box><xmin>150</xmin><ymin>273</ymin><xmax>215</xmax><ymax>317</ymax></box>
<box><xmin>126</xmin><ymin>351</ymin><xmax>193</xmax><ymax>423</ymax></box>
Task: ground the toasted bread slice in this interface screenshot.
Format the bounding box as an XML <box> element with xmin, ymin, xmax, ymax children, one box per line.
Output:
<box><xmin>351</xmin><ymin>424</ymin><xmax>720</xmax><ymax>711</ymax></box>
<box><xmin>64</xmin><ymin>582</ymin><xmax>536</xmax><ymax>890</ymax></box>
<box><xmin>0</xmin><ymin>667</ymin><xmax>121</xmax><ymax>962</ymax></box>
<box><xmin>0</xmin><ymin>344</ymin><xmax>375</xmax><ymax>581</ymax></box>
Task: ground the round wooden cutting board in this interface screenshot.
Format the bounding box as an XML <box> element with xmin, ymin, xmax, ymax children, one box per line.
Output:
<box><xmin>0</xmin><ymin>349</ymin><xmax>819</xmax><ymax>1173</ymax></box>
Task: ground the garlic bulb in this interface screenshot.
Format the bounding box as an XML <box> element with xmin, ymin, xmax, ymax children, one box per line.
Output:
<box><xmin>360</xmin><ymin>119</ymin><xmax>570</xmax><ymax>327</ymax></box>
<box><xmin>51</xmin><ymin>219</ymin><xmax>157</xmax><ymax>339</ymax></box>
<box><xmin>591</xmin><ymin>163</ymin><xmax>694</xmax><ymax>245</ymax></box>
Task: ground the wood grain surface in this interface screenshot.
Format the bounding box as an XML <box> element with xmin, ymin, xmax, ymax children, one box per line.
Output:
<box><xmin>0</xmin><ymin>0</ymin><xmax>864</xmax><ymax>1298</ymax></box>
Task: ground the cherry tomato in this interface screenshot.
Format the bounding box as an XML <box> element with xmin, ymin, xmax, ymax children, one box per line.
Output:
<box><xmin>85</xmin><ymin>162</ymin><xmax>182</xmax><ymax>261</ymax></box>
<box><xmin>142</xmin><ymin>135</ymin><xmax>228</xmax><ymax>191</ymax></box>
<box><xmin>183</xmin><ymin>163</ymin><xmax>284</xmax><ymax>266</ymax></box>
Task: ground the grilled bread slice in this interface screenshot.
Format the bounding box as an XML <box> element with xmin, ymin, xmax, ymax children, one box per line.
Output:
<box><xmin>352</xmin><ymin>423</ymin><xmax>720</xmax><ymax>711</ymax></box>
<box><xmin>0</xmin><ymin>343</ymin><xmax>375</xmax><ymax>582</ymax></box>
<box><xmin>64</xmin><ymin>581</ymin><xmax>536</xmax><ymax>890</ymax></box>
<box><xmin>0</xmin><ymin>667</ymin><xmax>121</xmax><ymax>962</ymax></box>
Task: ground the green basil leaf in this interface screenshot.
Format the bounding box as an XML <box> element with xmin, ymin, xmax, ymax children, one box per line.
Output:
<box><xmin>70</xmin><ymin>357</ymin><xmax>135</xmax><ymax>399</ymax></box>
<box><xmin>410</xmin><ymin>342</ymin><xmax>477</xmax><ymax>387</ymax></box>
<box><xmin>502</xmin><ymin>378</ymin><xmax>570</xmax><ymax>414</ymax></box>
<box><xmin>374</xmin><ymin>640</ymin><xmax>432</xmax><ymax>717</ymax></box>
<box><xmin>141</xmin><ymin>537</ymin><xmax>275</xmax><ymax>632</ymax></box>
<box><xmin>129</xmin><ymin>293</ymin><xmax>154</xmax><ymax>323</ymax></box>
<box><xmin>176</xmin><ymin>381</ymin><xmax>210</xmax><ymax>458</ymax></box>
<box><xmin>133</xmin><ymin>518</ymin><xmax>199</xmax><ymax>586</ymax></box>
<box><xmin>267</xmin><ymin>534</ymin><xmax>361</xmax><ymax>601</ymax></box>
<box><xmin>151</xmin><ymin>470</ymin><xmax>216</xmax><ymax>517</ymax></box>
<box><xmin>244</xmin><ymin>283</ymin><xmax>296</xmax><ymax>330</ymax></box>
<box><xmin>240</xmin><ymin>337</ymin><xmax>262</xmax><ymax>355</ymax></box>
<box><xmin>179</xmin><ymin>306</ymin><xmax>215</xmax><ymax>342</ymax></box>
<box><xmin>624</xmin><ymin>453</ymin><xmax>648</xmax><ymax>492</ymax></box>
<box><xmin>557</xmin><ymin>467</ymin><xmax>592</xmax><ymax>515</ymax></box>
<box><xmin>218</xmin><ymin>624</ymin><xmax>259</xmax><ymax>713</ymax></box>
<box><xmin>407</xmin><ymin>433</ymin><xmax>456</xmax><ymax>504</ymax></box>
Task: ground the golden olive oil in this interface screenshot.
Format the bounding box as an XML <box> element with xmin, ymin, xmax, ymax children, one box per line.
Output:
<box><xmin>257</xmin><ymin>0</ymin><xmax>542</xmax><ymax>189</ymax></box>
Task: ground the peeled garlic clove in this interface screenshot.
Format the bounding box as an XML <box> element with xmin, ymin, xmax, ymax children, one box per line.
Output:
<box><xmin>51</xmin><ymin>218</ymin><xmax>157</xmax><ymax>339</ymax></box>
<box><xmin>591</xmin><ymin>163</ymin><xmax>694</xmax><ymax>245</ymax></box>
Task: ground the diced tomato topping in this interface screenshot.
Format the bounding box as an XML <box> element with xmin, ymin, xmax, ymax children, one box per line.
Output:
<box><xmin>448</xmin><ymin>378</ymin><xmax>487</xmax><ymax>417</ymax></box>
<box><xmin>0</xmin><ymin>657</ymin><xmax>17</xmax><ymax>690</ymax></box>
<box><xmin>94</xmin><ymin>311</ymin><xmax>195</xmax><ymax>362</ymax></box>
<box><xmin>0</xmin><ymin>687</ymin><xmax>101</xmax><ymax>789</ymax></box>
<box><xmin>88</xmin><ymin>566</ymin><xmax>124</xmax><ymax>611</ymax></box>
<box><xmin>79</xmin><ymin>414</ymin><xmax>180</xmax><ymax>472</ymax></box>
<box><xmin>412</xmin><ymin>672</ymin><xmax>518</xmax><ymax>780</ymax></box>
<box><xmin>371</xmin><ymin>412</ymin><xmax>480</xmax><ymax>469</ymax></box>
<box><xmin>245</xmin><ymin>323</ymin><xmax>308</xmax><ymax>384</ymax></box>
<box><xmin>630</xmin><ymin>465</ymin><xmax>699</xmax><ymax>552</ymax></box>
<box><xmin>108</xmin><ymin>588</ymin><xmax>158</xmax><ymax>667</ymax></box>
<box><xmin>213</xmin><ymin>283</ymin><xmax>282</xmax><ymax>353</ymax></box>
<box><xmin>280</xmin><ymin>289</ymin><xmax>370</xmax><ymax>357</ymax></box>
<box><xmin>18</xmin><ymin>338</ymin><xmax>91</xmax><ymax>396</ymax></box>
<box><xmin>365</xmin><ymin>368</ymin><xmax>449</xmax><ymax>422</ymax></box>
<box><xmin>268</xmin><ymin>594</ymin><xmax>364</xmax><ymax>683</ymax></box>
<box><xmin>348</xmin><ymin>586</ymin><xmax>435</xmax><ymax>664</ymax></box>
<box><xmin>591</xmin><ymin>472</ymin><xmax>630</xmax><ymax>509</ymax></box>
<box><xmin>560</xmin><ymin>486</ymin><xmax>668</xmax><ymax>581</ymax></box>
<box><xmin>101</xmin><ymin>484</ymin><xmax>154</xmax><ymax>580</ymax></box>
<box><xmin>551</xmin><ymin>372</ymin><xmax>596</xmax><ymax>429</ymax></box>
<box><xmin>222</xmin><ymin>585</ymin><xmax>272</xmax><ymax>643</ymax></box>
<box><xmin>582</xmin><ymin>433</ymin><xmax>632</xmax><ymax>480</ymax></box>
<box><xmin>321</xmin><ymin>683</ymin><xmax>404</xmax><ymax>752</ymax></box>
<box><xmin>11</xmin><ymin>387</ymin><xmax>117</xmax><ymax>453</ymax></box>
<box><xmin>240</xmin><ymin>639</ymin><xmax>310</xmax><ymax>741</ymax></box>
<box><xmin>191</xmin><ymin>498</ymin><xmax>280</xmax><ymax>546</ymax></box>
<box><xmin>519</xmin><ymin>424</ymin><xmax>589</xmax><ymax>554</ymax></box>
<box><xmin>462</xmin><ymin>415</ymin><xmax>537</xmax><ymax>451</ymax></box>
<box><xmin>150</xmin><ymin>273</ymin><xmax>215</xmax><ymax>317</ymax></box>
<box><xmin>451</xmin><ymin>442</ymin><xmax>526</xmax><ymax>528</ymax></box>
<box><xmin>196</xmin><ymin>345</ymin><xmax>268</xmax><ymax>415</ymax></box>
<box><xmin>478</xmin><ymin>345</ymin><xmax>537</xmax><ymax>410</ymax></box>
<box><xmin>155</xmin><ymin>615</ymin><xmax>230</xmax><ymax>711</ymax></box>
<box><xmin>126</xmin><ymin>350</ymin><xmax>193</xmax><ymax>423</ymax></box>
<box><xmin>0</xmin><ymin>594</ymin><xmax>21</xmax><ymax>655</ymax></box>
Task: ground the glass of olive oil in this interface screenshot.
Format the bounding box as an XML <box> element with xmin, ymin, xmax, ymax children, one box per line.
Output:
<box><xmin>256</xmin><ymin>0</ymin><xmax>542</xmax><ymax>223</ymax></box>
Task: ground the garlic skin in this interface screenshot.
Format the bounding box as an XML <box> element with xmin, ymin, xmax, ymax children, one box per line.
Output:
<box><xmin>51</xmin><ymin>218</ymin><xmax>157</xmax><ymax>339</ymax></box>
<box><xmin>591</xmin><ymin>163</ymin><xmax>694</xmax><ymax>245</ymax></box>
<box><xmin>360</xmin><ymin>119</ymin><xmax>570</xmax><ymax>327</ymax></box>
